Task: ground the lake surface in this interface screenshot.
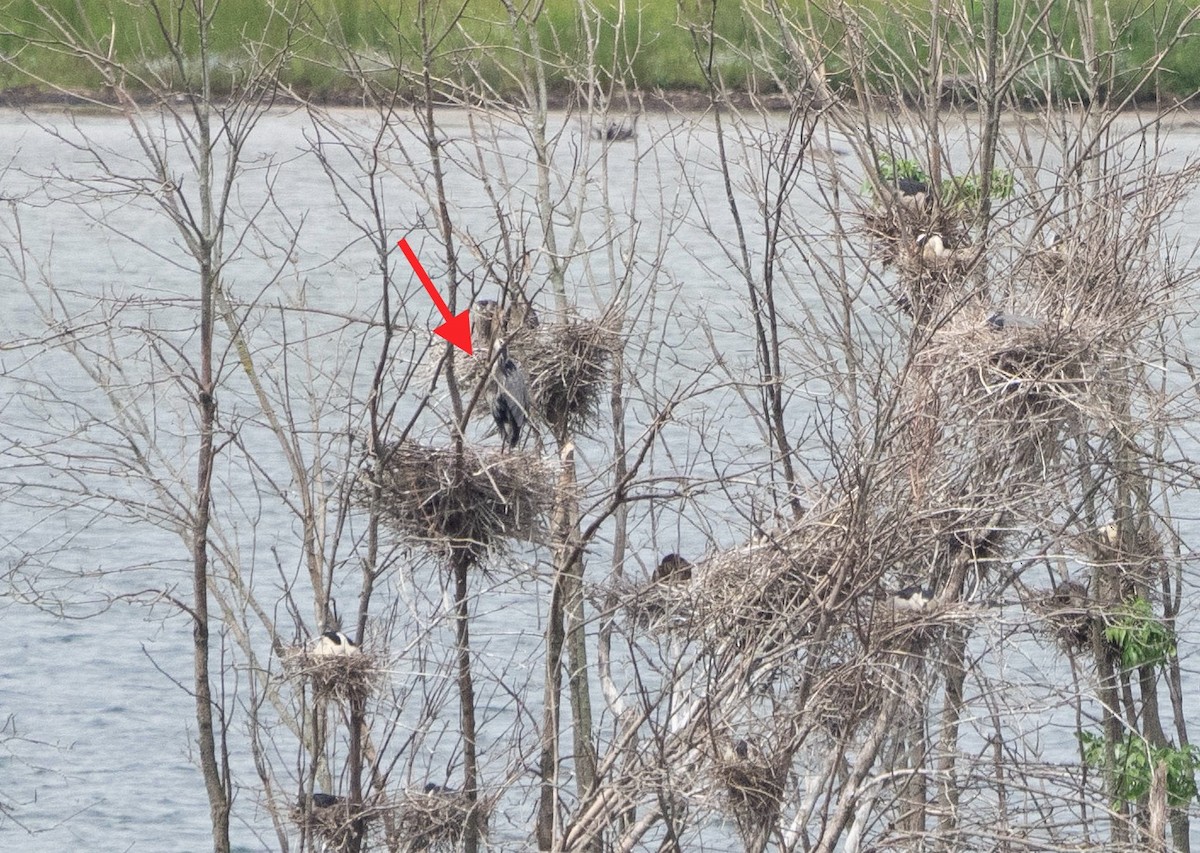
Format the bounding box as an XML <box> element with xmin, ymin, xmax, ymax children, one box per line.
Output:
<box><xmin>2</xmin><ymin>106</ymin><xmax>1200</xmax><ymax>850</ymax></box>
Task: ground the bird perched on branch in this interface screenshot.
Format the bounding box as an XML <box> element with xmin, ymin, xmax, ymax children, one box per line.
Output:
<box><xmin>311</xmin><ymin>629</ymin><xmax>360</xmax><ymax>657</ymax></box>
<box><xmin>489</xmin><ymin>338</ymin><xmax>529</xmax><ymax>451</ymax></box>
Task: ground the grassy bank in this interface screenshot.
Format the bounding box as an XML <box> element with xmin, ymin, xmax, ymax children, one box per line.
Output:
<box><xmin>1</xmin><ymin>0</ymin><xmax>1198</xmax><ymax>102</ymax></box>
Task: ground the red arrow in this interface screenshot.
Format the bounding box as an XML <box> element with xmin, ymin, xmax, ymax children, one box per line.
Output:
<box><xmin>397</xmin><ymin>237</ymin><xmax>473</xmax><ymax>355</ymax></box>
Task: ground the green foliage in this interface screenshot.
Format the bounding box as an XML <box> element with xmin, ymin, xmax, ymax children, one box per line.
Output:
<box><xmin>1</xmin><ymin>0</ymin><xmax>1198</xmax><ymax>99</ymax></box>
<box><xmin>863</xmin><ymin>155</ymin><xmax>1013</xmax><ymax>210</ymax></box>
<box><xmin>1080</xmin><ymin>731</ymin><xmax>1200</xmax><ymax>808</ymax></box>
<box><xmin>940</xmin><ymin>169</ymin><xmax>1015</xmax><ymax>208</ymax></box>
<box><xmin>1104</xmin><ymin>596</ymin><xmax>1176</xmax><ymax>669</ymax></box>
<box><xmin>875</xmin><ymin>153</ymin><xmax>929</xmax><ymax>183</ymax></box>
<box><xmin>861</xmin><ymin>153</ymin><xmax>927</xmax><ymax>195</ymax></box>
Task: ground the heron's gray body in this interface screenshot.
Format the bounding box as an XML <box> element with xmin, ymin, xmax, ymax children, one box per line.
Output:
<box><xmin>490</xmin><ymin>340</ymin><xmax>529</xmax><ymax>451</ymax></box>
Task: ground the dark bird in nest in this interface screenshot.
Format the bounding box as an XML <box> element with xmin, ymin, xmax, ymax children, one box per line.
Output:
<box><xmin>311</xmin><ymin>630</ymin><xmax>360</xmax><ymax>657</ymax></box>
<box><xmin>489</xmin><ymin>338</ymin><xmax>529</xmax><ymax>451</ymax></box>
<box><xmin>307</xmin><ymin>793</ymin><xmax>343</xmax><ymax>809</ymax></box>
<box><xmin>594</xmin><ymin>119</ymin><xmax>636</xmax><ymax>142</ymax></box>
<box><xmin>423</xmin><ymin>783</ymin><xmax>455</xmax><ymax>795</ymax></box>
<box><xmin>652</xmin><ymin>553</ymin><xmax>692</xmax><ymax>583</ymax></box>
<box><xmin>888</xmin><ymin>175</ymin><xmax>931</xmax><ymax>209</ymax></box>
<box><xmin>892</xmin><ymin>585</ymin><xmax>935</xmax><ymax>613</ymax></box>
<box><xmin>891</xmin><ymin>175</ymin><xmax>932</xmax><ymax>210</ymax></box>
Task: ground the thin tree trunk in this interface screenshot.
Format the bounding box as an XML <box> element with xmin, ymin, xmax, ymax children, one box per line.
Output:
<box><xmin>192</xmin><ymin>309</ymin><xmax>230</xmax><ymax>853</ymax></box>
<box><xmin>537</xmin><ymin>567</ymin><xmax>565</xmax><ymax>849</ymax></box>
<box><xmin>562</xmin><ymin>448</ymin><xmax>598</xmax><ymax>802</ymax></box>
<box><xmin>936</xmin><ymin>625</ymin><xmax>967</xmax><ymax>848</ymax></box>
<box><xmin>454</xmin><ymin>549</ymin><xmax>481</xmax><ymax>853</ymax></box>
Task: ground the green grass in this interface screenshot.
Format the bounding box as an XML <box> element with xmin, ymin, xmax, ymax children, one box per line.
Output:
<box><xmin>1</xmin><ymin>0</ymin><xmax>1197</xmax><ymax>101</ymax></box>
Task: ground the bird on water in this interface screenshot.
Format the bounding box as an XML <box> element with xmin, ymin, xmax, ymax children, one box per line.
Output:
<box><xmin>490</xmin><ymin>338</ymin><xmax>529</xmax><ymax>452</ymax></box>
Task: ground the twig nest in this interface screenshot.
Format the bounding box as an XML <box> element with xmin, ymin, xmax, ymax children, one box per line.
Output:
<box><xmin>714</xmin><ymin>740</ymin><xmax>788</xmax><ymax>835</ymax></box>
<box><xmin>523</xmin><ymin>317</ymin><xmax>620</xmax><ymax>439</ymax></box>
<box><xmin>291</xmin><ymin>793</ymin><xmax>373</xmax><ymax>852</ymax></box>
<box><xmin>690</xmin><ymin>510</ymin><xmax>860</xmax><ymax>648</ymax></box>
<box><xmin>892</xmin><ymin>232</ymin><xmax>981</xmax><ymax>323</ymax></box>
<box><xmin>606</xmin><ymin>573</ymin><xmax>695</xmax><ymax>632</ymax></box>
<box><xmin>1038</xmin><ymin>579</ymin><xmax>1095</xmax><ymax>652</ymax></box>
<box><xmin>914</xmin><ymin>313</ymin><xmax>1101</xmax><ymax>423</ymax></box>
<box><xmin>390</xmin><ymin>786</ymin><xmax>485</xmax><ymax>852</ymax></box>
<box><xmin>860</xmin><ymin>201</ymin><xmax>969</xmax><ymax>269</ymax></box>
<box><xmin>808</xmin><ymin>663</ymin><xmax>881</xmax><ymax>738</ymax></box>
<box><xmin>362</xmin><ymin>441</ymin><xmax>554</xmax><ymax>556</ymax></box>
<box><xmin>445</xmin><ymin>316</ymin><xmax>619</xmax><ymax>440</ymax></box>
<box><xmin>281</xmin><ymin>643</ymin><xmax>379</xmax><ymax>702</ymax></box>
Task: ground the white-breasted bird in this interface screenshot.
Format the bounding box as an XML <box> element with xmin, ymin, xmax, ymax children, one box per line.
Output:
<box><xmin>916</xmin><ymin>232</ymin><xmax>979</xmax><ymax>267</ymax></box>
<box><xmin>892</xmin><ymin>584</ymin><xmax>935</xmax><ymax>613</ymax></box>
<box><xmin>311</xmin><ymin>630</ymin><xmax>360</xmax><ymax>657</ymax></box>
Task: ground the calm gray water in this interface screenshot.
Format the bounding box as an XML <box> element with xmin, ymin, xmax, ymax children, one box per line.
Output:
<box><xmin>2</xmin><ymin>106</ymin><xmax>1200</xmax><ymax>851</ymax></box>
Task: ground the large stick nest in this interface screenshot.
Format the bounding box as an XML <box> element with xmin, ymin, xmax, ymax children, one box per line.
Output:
<box><xmin>715</xmin><ymin>747</ymin><xmax>788</xmax><ymax>836</ymax></box>
<box><xmin>455</xmin><ymin>317</ymin><xmax>620</xmax><ymax>439</ymax></box>
<box><xmin>280</xmin><ymin>644</ymin><xmax>379</xmax><ymax>703</ymax></box>
<box><xmin>363</xmin><ymin>441</ymin><xmax>555</xmax><ymax>556</ymax></box>
<box><xmin>912</xmin><ymin>313</ymin><xmax>1105</xmax><ymax>426</ymax></box>
<box><xmin>859</xmin><ymin>199</ymin><xmax>969</xmax><ymax>268</ymax></box>
<box><xmin>686</xmin><ymin>501</ymin><xmax>923</xmax><ymax>655</ymax></box>
<box><xmin>290</xmin><ymin>796</ymin><xmax>378</xmax><ymax>852</ymax></box>
<box><xmin>389</xmin><ymin>787</ymin><xmax>488</xmax><ymax>852</ymax></box>
<box><xmin>1035</xmin><ymin>579</ymin><xmax>1096</xmax><ymax>653</ymax></box>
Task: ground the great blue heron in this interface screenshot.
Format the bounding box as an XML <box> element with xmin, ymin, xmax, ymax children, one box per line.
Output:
<box><xmin>490</xmin><ymin>338</ymin><xmax>529</xmax><ymax>451</ymax></box>
<box><xmin>474</xmin><ymin>297</ymin><xmax>539</xmax><ymax>349</ymax></box>
<box><xmin>311</xmin><ymin>630</ymin><xmax>360</xmax><ymax>657</ymax></box>
<box><xmin>652</xmin><ymin>553</ymin><xmax>693</xmax><ymax>583</ymax></box>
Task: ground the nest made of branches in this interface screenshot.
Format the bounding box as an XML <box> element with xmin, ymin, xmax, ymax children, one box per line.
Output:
<box><xmin>389</xmin><ymin>788</ymin><xmax>486</xmax><ymax>852</ymax></box>
<box><xmin>280</xmin><ymin>644</ymin><xmax>379</xmax><ymax>702</ymax></box>
<box><xmin>363</xmin><ymin>441</ymin><xmax>554</xmax><ymax>556</ymax></box>
<box><xmin>290</xmin><ymin>796</ymin><xmax>377</xmax><ymax>852</ymax></box>
<box><xmin>893</xmin><ymin>239</ymin><xmax>984</xmax><ymax>324</ymax></box>
<box><xmin>913</xmin><ymin>313</ymin><xmax>1103</xmax><ymax>425</ymax></box>
<box><xmin>860</xmin><ymin>201</ymin><xmax>969</xmax><ymax>269</ymax></box>
<box><xmin>688</xmin><ymin>502</ymin><xmax>916</xmax><ymax>657</ymax></box>
<box><xmin>605</xmin><ymin>572</ymin><xmax>696</xmax><ymax>632</ymax></box>
<box><xmin>715</xmin><ymin>746</ymin><xmax>789</xmax><ymax>832</ymax></box>
<box><xmin>806</xmin><ymin>660</ymin><xmax>884</xmax><ymax>739</ymax></box>
<box><xmin>452</xmin><ymin>316</ymin><xmax>619</xmax><ymax>440</ymax></box>
<box><xmin>524</xmin><ymin>318</ymin><xmax>620</xmax><ymax>438</ymax></box>
<box><xmin>1036</xmin><ymin>579</ymin><xmax>1097</xmax><ymax>653</ymax></box>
